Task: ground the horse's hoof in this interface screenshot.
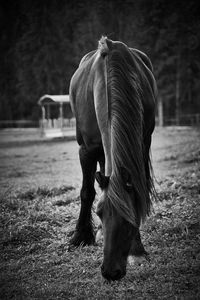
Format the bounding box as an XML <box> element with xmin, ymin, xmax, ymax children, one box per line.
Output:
<box><xmin>68</xmin><ymin>230</ymin><xmax>95</xmax><ymax>250</ymax></box>
<box><xmin>67</xmin><ymin>243</ymin><xmax>78</xmax><ymax>252</ymax></box>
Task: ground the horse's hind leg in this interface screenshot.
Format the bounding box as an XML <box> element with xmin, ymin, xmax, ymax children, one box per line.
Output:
<box><xmin>69</xmin><ymin>145</ymin><xmax>97</xmax><ymax>248</ymax></box>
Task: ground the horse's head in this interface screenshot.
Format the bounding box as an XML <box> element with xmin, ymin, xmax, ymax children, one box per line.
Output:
<box><xmin>95</xmin><ymin>171</ymin><xmax>142</xmax><ymax>281</ymax></box>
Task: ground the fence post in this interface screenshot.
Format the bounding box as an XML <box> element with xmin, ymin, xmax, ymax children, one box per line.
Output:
<box><xmin>158</xmin><ymin>97</ymin><xmax>164</xmax><ymax>126</ymax></box>
<box><xmin>196</xmin><ymin>114</ymin><xmax>200</xmax><ymax>126</ymax></box>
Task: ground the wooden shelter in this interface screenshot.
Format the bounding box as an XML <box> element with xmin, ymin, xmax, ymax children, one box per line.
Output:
<box><xmin>38</xmin><ymin>94</ymin><xmax>75</xmax><ymax>138</ymax></box>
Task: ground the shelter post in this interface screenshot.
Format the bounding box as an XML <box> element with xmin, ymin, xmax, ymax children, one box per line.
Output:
<box><xmin>59</xmin><ymin>102</ymin><xmax>63</xmax><ymax>129</ymax></box>
<box><xmin>47</xmin><ymin>105</ymin><xmax>50</xmax><ymax>119</ymax></box>
<box><xmin>41</xmin><ymin>105</ymin><xmax>46</xmax><ymax>136</ymax></box>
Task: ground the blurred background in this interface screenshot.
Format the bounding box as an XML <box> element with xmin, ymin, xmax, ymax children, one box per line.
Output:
<box><xmin>1</xmin><ymin>2</ymin><xmax>200</xmax><ymax>297</ymax></box>
<box><xmin>0</xmin><ymin>0</ymin><xmax>200</xmax><ymax>128</ymax></box>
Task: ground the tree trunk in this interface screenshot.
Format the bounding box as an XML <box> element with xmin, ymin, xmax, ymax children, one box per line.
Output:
<box><xmin>187</xmin><ymin>49</ymin><xmax>192</xmax><ymax>105</ymax></box>
<box><xmin>175</xmin><ymin>51</ymin><xmax>181</xmax><ymax>126</ymax></box>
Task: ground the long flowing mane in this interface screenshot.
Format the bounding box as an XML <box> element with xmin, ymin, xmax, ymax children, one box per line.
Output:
<box><xmin>105</xmin><ymin>42</ymin><xmax>154</xmax><ymax>226</ymax></box>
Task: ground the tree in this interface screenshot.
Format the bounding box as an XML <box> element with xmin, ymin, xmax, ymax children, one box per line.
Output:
<box><xmin>0</xmin><ymin>0</ymin><xmax>200</xmax><ymax>122</ymax></box>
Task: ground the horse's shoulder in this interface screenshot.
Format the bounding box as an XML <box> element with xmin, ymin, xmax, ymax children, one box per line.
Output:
<box><xmin>129</xmin><ymin>48</ymin><xmax>153</xmax><ymax>72</ymax></box>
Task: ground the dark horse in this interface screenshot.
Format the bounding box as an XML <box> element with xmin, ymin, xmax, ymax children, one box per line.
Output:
<box><xmin>69</xmin><ymin>37</ymin><xmax>157</xmax><ymax>281</ymax></box>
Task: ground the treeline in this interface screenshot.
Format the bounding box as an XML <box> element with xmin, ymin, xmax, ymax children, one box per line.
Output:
<box><xmin>0</xmin><ymin>0</ymin><xmax>200</xmax><ymax>122</ymax></box>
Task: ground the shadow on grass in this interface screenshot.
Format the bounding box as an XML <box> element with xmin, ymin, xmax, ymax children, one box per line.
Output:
<box><xmin>18</xmin><ymin>185</ymin><xmax>75</xmax><ymax>201</ymax></box>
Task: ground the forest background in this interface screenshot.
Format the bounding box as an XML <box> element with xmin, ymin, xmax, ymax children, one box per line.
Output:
<box><xmin>1</xmin><ymin>0</ymin><xmax>200</xmax><ymax>124</ymax></box>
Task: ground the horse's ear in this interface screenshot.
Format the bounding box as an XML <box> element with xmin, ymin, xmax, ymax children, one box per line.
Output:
<box><xmin>106</xmin><ymin>38</ymin><xmax>113</xmax><ymax>51</ymax></box>
<box><xmin>95</xmin><ymin>172</ymin><xmax>109</xmax><ymax>189</ymax></box>
<box><xmin>120</xmin><ymin>167</ymin><xmax>133</xmax><ymax>192</ymax></box>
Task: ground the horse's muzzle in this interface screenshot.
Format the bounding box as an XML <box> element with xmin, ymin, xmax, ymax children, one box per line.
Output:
<box><xmin>101</xmin><ymin>264</ymin><xmax>126</xmax><ymax>281</ymax></box>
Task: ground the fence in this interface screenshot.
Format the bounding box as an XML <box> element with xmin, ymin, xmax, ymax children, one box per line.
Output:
<box><xmin>1</xmin><ymin>114</ymin><xmax>200</xmax><ymax>129</ymax></box>
<box><xmin>40</xmin><ymin>118</ymin><xmax>76</xmax><ymax>129</ymax></box>
<box><xmin>163</xmin><ymin>113</ymin><xmax>200</xmax><ymax>126</ymax></box>
<box><xmin>0</xmin><ymin>118</ymin><xmax>76</xmax><ymax>129</ymax></box>
<box><xmin>0</xmin><ymin>120</ymin><xmax>39</xmax><ymax>129</ymax></box>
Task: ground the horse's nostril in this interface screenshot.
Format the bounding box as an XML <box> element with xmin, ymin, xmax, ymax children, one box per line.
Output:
<box><xmin>112</xmin><ymin>269</ymin><xmax>123</xmax><ymax>280</ymax></box>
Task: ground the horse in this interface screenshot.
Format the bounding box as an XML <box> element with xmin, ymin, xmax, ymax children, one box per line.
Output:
<box><xmin>69</xmin><ymin>37</ymin><xmax>157</xmax><ymax>281</ymax></box>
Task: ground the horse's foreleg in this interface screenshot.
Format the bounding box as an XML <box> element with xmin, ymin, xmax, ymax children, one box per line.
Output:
<box><xmin>69</xmin><ymin>145</ymin><xmax>97</xmax><ymax>248</ymax></box>
<box><xmin>128</xmin><ymin>228</ymin><xmax>149</xmax><ymax>266</ymax></box>
<box><xmin>129</xmin><ymin>228</ymin><xmax>148</xmax><ymax>256</ymax></box>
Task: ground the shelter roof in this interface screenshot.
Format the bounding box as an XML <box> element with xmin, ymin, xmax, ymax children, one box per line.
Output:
<box><xmin>38</xmin><ymin>94</ymin><xmax>70</xmax><ymax>105</ymax></box>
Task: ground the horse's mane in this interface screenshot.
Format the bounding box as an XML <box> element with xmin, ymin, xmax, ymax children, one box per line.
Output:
<box><xmin>105</xmin><ymin>42</ymin><xmax>153</xmax><ymax>226</ymax></box>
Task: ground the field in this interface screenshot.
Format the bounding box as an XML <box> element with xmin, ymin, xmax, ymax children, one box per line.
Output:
<box><xmin>0</xmin><ymin>127</ymin><xmax>200</xmax><ymax>299</ymax></box>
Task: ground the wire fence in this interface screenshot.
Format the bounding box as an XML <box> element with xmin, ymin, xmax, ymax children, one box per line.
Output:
<box><xmin>0</xmin><ymin>118</ymin><xmax>76</xmax><ymax>129</ymax></box>
<box><xmin>0</xmin><ymin>120</ymin><xmax>39</xmax><ymax>128</ymax></box>
<box><xmin>1</xmin><ymin>114</ymin><xmax>200</xmax><ymax>129</ymax></box>
<box><xmin>161</xmin><ymin>113</ymin><xmax>200</xmax><ymax>127</ymax></box>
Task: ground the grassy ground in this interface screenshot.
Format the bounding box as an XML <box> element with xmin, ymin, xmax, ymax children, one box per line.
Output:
<box><xmin>0</xmin><ymin>127</ymin><xmax>200</xmax><ymax>299</ymax></box>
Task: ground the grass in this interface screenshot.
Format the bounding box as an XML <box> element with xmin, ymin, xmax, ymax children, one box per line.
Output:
<box><xmin>0</xmin><ymin>127</ymin><xmax>200</xmax><ymax>299</ymax></box>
